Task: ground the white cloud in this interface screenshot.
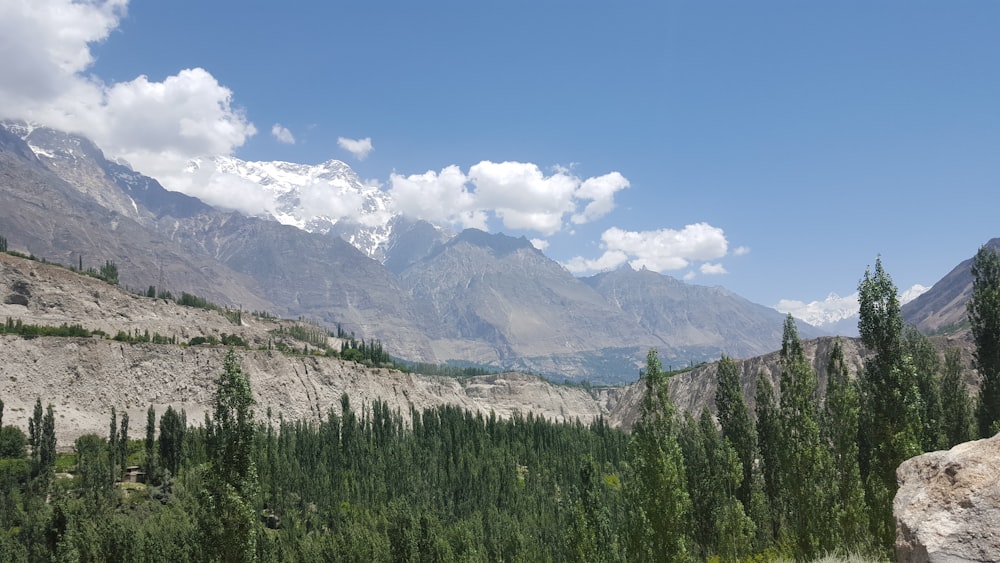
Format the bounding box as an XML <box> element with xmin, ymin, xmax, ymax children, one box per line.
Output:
<box><xmin>700</xmin><ymin>262</ymin><xmax>727</xmax><ymax>275</ymax></box>
<box><xmin>683</xmin><ymin>271</ymin><xmax>697</xmax><ymax>281</ymax></box>
<box><xmin>530</xmin><ymin>238</ymin><xmax>549</xmax><ymax>251</ymax></box>
<box><xmin>272</xmin><ymin>123</ymin><xmax>295</xmax><ymax>144</ymax></box>
<box><xmin>571</xmin><ymin>172</ymin><xmax>630</xmax><ymax>224</ymax></box>
<box><xmin>469</xmin><ymin>161</ymin><xmax>578</xmax><ymax>235</ymax></box>
<box><xmin>563</xmin><ymin>223</ymin><xmax>731</xmax><ymax>276</ymax></box>
<box><xmin>388</xmin><ymin>161</ymin><xmax>631</xmax><ymax>237</ymax></box>
<box><xmin>388</xmin><ymin>166</ymin><xmax>486</xmax><ymax>230</ymax></box>
<box><xmin>733</xmin><ymin>245</ymin><xmax>750</xmax><ymax>256</ymax></box>
<box><xmin>563</xmin><ymin>250</ymin><xmax>629</xmax><ymax>274</ymax></box>
<box><xmin>338</xmin><ymin>136</ymin><xmax>373</xmax><ymax>160</ymax></box>
<box><xmin>0</xmin><ymin>0</ymin><xmax>257</xmax><ymax>198</ymax></box>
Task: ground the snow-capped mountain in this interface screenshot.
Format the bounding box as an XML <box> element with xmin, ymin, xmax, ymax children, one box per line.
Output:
<box><xmin>187</xmin><ymin>155</ymin><xmax>399</xmax><ymax>258</ymax></box>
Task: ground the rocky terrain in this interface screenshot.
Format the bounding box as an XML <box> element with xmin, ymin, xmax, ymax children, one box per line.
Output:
<box><xmin>0</xmin><ymin>252</ymin><xmax>613</xmax><ymax>445</ymax></box>
<box><xmin>895</xmin><ymin>433</ymin><xmax>1000</xmax><ymax>562</ymax></box>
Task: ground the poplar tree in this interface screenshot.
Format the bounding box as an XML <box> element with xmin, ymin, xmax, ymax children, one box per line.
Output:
<box><xmin>624</xmin><ymin>349</ymin><xmax>691</xmax><ymax>561</ymax></box>
<box><xmin>940</xmin><ymin>348</ymin><xmax>974</xmax><ymax>447</ymax></box>
<box><xmin>968</xmin><ymin>244</ymin><xmax>1000</xmax><ymax>437</ymax></box>
<box><xmin>822</xmin><ymin>339</ymin><xmax>869</xmax><ymax>549</ymax></box>
<box><xmin>201</xmin><ymin>350</ymin><xmax>259</xmax><ymax>563</ymax></box>
<box><xmin>108</xmin><ymin>407</ymin><xmax>118</xmax><ymax>484</ymax></box>
<box><xmin>754</xmin><ymin>375</ymin><xmax>782</xmax><ymax>541</ymax></box>
<box><xmin>777</xmin><ymin>315</ymin><xmax>834</xmax><ymax>559</ymax></box>
<box><xmin>714</xmin><ymin>355</ymin><xmax>756</xmax><ymax>512</ymax></box>
<box><xmin>904</xmin><ymin>327</ymin><xmax>944</xmax><ymax>451</ymax></box>
<box><xmin>145</xmin><ymin>406</ymin><xmax>156</xmax><ymax>477</ymax></box>
<box><xmin>857</xmin><ymin>257</ymin><xmax>922</xmax><ymax>549</ymax></box>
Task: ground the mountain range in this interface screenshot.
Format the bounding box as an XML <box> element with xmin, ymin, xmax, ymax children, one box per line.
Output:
<box><xmin>0</xmin><ymin>120</ymin><xmax>878</xmax><ymax>382</ymax></box>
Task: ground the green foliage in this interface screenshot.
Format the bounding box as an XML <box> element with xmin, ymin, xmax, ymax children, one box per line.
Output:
<box><xmin>857</xmin><ymin>257</ymin><xmax>923</xmax><ymax>550</ymax></box>
<box><xmin>755</xmin><ymin>373</ymin><xmax>782</xmax><ymax>541</ymax></box>
<box><xmin>715</xmin><ymin>354</ymin><xmax>757</xmax><ymax>512</ymax></box>
<box><xmin>777</xmin><ymin>315</ymin><xmax>835</xmax><ymax>559</ymax></box>
<box><xmin>158</xmin><ymin>406</ymin><xmax>185</xmax><ymax>478</ymax></box>
<box><xmin>968</xmin><ymin>244</ymin><xmax>1000</xmax><ymax>437</ymax></box>
<box><xmin>940</xmin><ymin>348</ymin><xmax>975</xmax><ymax>447</ymax></box>
<box><xmin>1</xmin><ymin>317</ymin><xmax>95</xmax><ymax>338</ymax></box>
<box><xmin>904</xmin><ymin>327</ymin><xmax>945</xmax><ymax>451</ymax></box>
<box><xmin>624</xmin><ymin>349</ymin><xmax>691</xmax><ymax>561</ymax></box>
<box><xmin>0</xmin><ymin>426</ymin><xmax>27</xmax><ymax>459</ymax></box>
<box><xmin>0</xmin><ymin>236</ymin><xmax>6</xmax><ymax>253</ymax></box>
<box><xmin>822</xmin><ymin>339</ymin><xmax>870</xmax><ymax>550</ymax></box>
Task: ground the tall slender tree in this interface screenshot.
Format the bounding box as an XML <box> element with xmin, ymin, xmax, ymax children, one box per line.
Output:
<box><xmin>904</xmin><ymin>327</ymin><xmax>944</xmax><ymax>451</ymax></box>
<box><xmin>201</xmin><ymin>350</ymin><xmax>259</xmax><ymax>563</ymax></box>
<box><xmin>624</xmin><ymin>349</ymin><xmax>691</xmax><ymax>561</ymax></box>
<box><xmin>822</xmin><ymin>339</ymin><xmax>869</xmax><ymax>549</ymax></box>
<box><xmin>145</xmin><ymin>406</ymin><xmax>156</xmax><ymax>477</ymax></box>
<box><xmin>968</xmin><ymin>244</ymin><xmax>1000</xmax><ymax>437</ymax></box>
<box><xmin>714</xmin><ymin>355</ymin><xmax>757</xmax><ymax>513</ymax></box>
<box><xmin>777</xmin><ymin>315</ymin><xmax>834</xmax><ymax>559</ymax></box>
<box><xmin>857</xmin><ymin>257</ymin><xmax>922</xmax><ymax>549</ymax></box>
<box><xmin>108</xmin><ymin>406</ymin><xmax>119</xmax><ymax>484</ymax></box>
<box><xmin>119</xmin><ymin>411</ymin><xmax>129</xmax><ymax>475</ymax></box>
<box><xmin>754</xmin><ymin>374</ymin><xmax>782</xmax><ymax>541</ymax></box>
<box><xmin>940</xmin><ymin>348</ymin><xmax>974</xmax><ymax>447</ymax></box>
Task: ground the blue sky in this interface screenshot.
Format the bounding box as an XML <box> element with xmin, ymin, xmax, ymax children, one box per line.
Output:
<box><xmin>2</xmin><ymin>1</ymin><xmax>998</xmax><ymax>320</ymax></box>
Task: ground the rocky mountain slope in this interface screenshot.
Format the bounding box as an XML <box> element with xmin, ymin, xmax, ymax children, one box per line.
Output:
<box><xmin>0</xmin><ymin>252</ymin><xmax>610</xmax><ymax>445</ymax></box>
<box><xmin>1</xmin><ymin>121</ymin><xmax>825</xmax><ymax>381</ymax></box>
<box><xmin>902</xmin><ymin>238</ymin><xmax>1000</xmax><ymax>335</ymax></box>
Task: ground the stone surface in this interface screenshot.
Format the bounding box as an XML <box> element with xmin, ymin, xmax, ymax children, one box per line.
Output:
<box><xmin>894</xmin><ymin>434</ymin><xmax>1000</xmax><ymax>562</ymax></box>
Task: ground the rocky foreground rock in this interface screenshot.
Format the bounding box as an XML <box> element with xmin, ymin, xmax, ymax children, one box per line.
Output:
<box><xmin>895</xmin><ymin>433</ymin><xmax>1000</xmax><ymax>562</ymax></box>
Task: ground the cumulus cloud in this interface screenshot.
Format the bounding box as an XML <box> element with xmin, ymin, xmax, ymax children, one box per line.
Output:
<box><xmin>530</xmin><ymin>238</ymin><xmax>549</xmax><ymax>251</ymax></box>
<box><xmin>389</xmin><ymin>165</ymin><xmax>486</xmax><ymax>230</ymax></box>
<box><xmin>271</xmin><ymin>123</ymin><xmax>295</xmax><ymax>144</ymax></box>
<box><xmin>0</xmin><ymin>0</ymin><xmax>257</xmax><ymax>197</ymax></box>
<box><xmin>733</xmin><ymin>246</ymin><xmax>751</xmax><ymax>256</ymax></box>
<box><xmin>563</xmin><ymin>223</ymin><xmax>731</xmax><ymax>275</ymax></box>
<box><xmin>571</xmin><ymin>172</ymin><xmax>630</xmax><ymax>224</ymax></box>
<box><xmin>700</xmin><ymin>262</ymin><xmax>727</xmax><ymax>275</ymax></box>
<box><xmin>563</xmin><ymin>250</ymin><xmax>629</xmax><ymax>274</ymax></box>
<box><xmin>338</xmin><ymin>136</ymin><xmax>373</xmax><ymax>160</ymax></box>
<box><xmin>389</xmin><ymin>161</ymin><xmax>630</xmax><ymax>236</ymax></box>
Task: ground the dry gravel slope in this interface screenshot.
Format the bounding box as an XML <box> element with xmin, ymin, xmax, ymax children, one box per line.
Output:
<box><xmin>0</xmin><ymin>253</ymin><xmax>612</xmax><ymax>445</ymax></box>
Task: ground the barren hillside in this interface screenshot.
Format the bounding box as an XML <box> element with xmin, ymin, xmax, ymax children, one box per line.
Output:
<box><xmin>0</xmin><ymin>253</ymin><xmax>611</xmax><ymax>445</ymax></box>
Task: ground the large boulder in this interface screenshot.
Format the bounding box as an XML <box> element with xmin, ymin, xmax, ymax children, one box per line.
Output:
<box><xmin>894</xmin><ymin>434</ymin><xmax>1000</xmax><ymax>562</ymax></box>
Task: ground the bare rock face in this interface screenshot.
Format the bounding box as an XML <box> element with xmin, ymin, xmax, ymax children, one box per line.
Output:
<box><xmin>894</xmin><ymin>434</ymin><xmax>1000</xmax><ymax>562</ymax></box>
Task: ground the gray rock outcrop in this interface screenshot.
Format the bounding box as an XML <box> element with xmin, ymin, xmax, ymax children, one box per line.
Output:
<box><xmin>894</xmin><ymin>434</ymin><xmax>1000</xmax><ymax>562</ymax></box>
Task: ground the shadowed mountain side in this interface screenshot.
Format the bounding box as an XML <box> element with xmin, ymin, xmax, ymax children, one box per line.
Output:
<box><xmin>902</xmin><ymin>238</ymin><xmax>1000</xmax><ymax>335</ymax></box>
<box><xmin>399</xmin><ymin>229</ymin><xmax>653</xmax><ymax>371</ymax></box>
<box><xmin>156</xmin><ymin>213</ymin><xmax>437</xmax><ymax>362</ymax></box>
<box><xmin>0</xmin><ymin>146</ymin><xmax>271</xmax><ymax>312</ymax></box>
<box><xmin>583</xmin><ymin>266</ymin><xmax>826</xmax><ymax>360</ymax></box>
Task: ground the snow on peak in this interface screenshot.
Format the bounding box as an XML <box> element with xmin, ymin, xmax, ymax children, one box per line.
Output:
<box><xmin>194</xmin><ymin>155</ymin><xmax>397</xmax><ymax>258</ymax></box>
<box><xmin>775</xmin><ymin>283</ymin><xmax>929</xmax><ymax>328</ymax></box>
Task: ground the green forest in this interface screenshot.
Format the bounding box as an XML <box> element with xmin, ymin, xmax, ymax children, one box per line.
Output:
<box><xmin>1</xmin><ymin>249</ymin><xmax>999</xmax><ymax>562</ymax></box>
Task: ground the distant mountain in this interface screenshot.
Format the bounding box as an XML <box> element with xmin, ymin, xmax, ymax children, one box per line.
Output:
<box><xmin>903</xmin><ymin>239</ymin><xmax>1000</xmax><ymax>334</ymax></box>
<box><xmin>0</xmin><ymin>121</ymin><xmax>856</xmax><ymax>381</ymax></box>
<box><xmin>398</xmin><ymin>229</ymin><xmax>652</xmax><ymax>376</ymax></box>
<box><xmin>582</xmin><ymin>265</ymin><xmax>824</xmax><ymax>361</ymax></box>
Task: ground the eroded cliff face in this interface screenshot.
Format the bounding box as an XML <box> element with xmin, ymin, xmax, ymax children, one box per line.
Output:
<box><xmin>894</xmin><ymin>434</ymin><xmax>1000</xmax><ymax>562</ymax></box>
<box><xmin>0</xmin><ymin>338</ymin><xmax>611</xmax><ymax>447</ymax></box>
